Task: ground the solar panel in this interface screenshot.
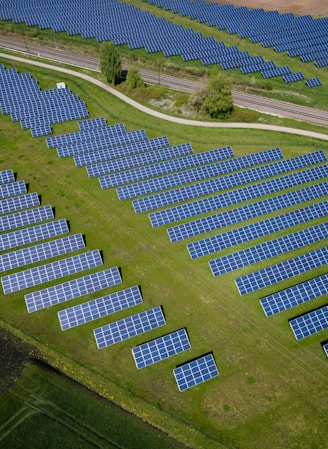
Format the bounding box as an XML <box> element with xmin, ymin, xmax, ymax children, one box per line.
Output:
<box><xmin>133</xmin><ymin>150</ymin><xmax>326</xmax><ymax>214</ymax></box>
<box><xmin>0</xmin><ymin>233</ymin><xmax>85</xmax><ymax>273</ymax></box>
<box><xmin>117</xmin><ymin>147</ymin><xmax>282</xmax><ymax>200</ymax></box>
<box><xmin>289</xmin><ymin>306</ymin><xmax>328</xmax><ymax>340</ymax></box>
<box><xmin>168</xmin><ymin>180</ymin><xmax>328</xmax><ymax>243</ymax></box>
<box><xmin>78</xmin><ymin>117</ymin><xmax>107</xmax><ymax>131</ymax></box>
<box><xmin>173</xmin><ymin>354</ymin><xmax>219</xmax><ymax>392</ymax></box>
<box><xmin>93</xmin><ymin>306</ymin><xmax>166</xmax><ymax>349</ymax></box>
<box><xmin>0</xmin><ymin>169</ymin><xmax>15</xmax><ymax>185</ymax></box>
<box><xmin>0</xmin><ymin>181</ymin><xmax>26</xmax><ymax>199</ymax></box>
<box><xmin>306</xmin><ymin>77</ymin><xmax>322</xmax><ymax>88</ymax></box>
<box><xmin>323</xmin><ymin>342</ymin><xmax>328</xmax><ymax>357</ymax></box>
<box><xmin>0</xmin><ymin>218</ymin><xmax>69</xmax><ymax>252</ymax></box>
<box><xmin>1</xmin><ymin>249</ymin><xmax>103</xmax><ymax>294</ymax></box>
<box><xmin>132</xmin><ymin>328</ymin><xmax>191</xmax><ymax>369</ymax></box>
<box><xmin>209</xmin><ymin>222</ymin><xmax>328</xmax><ymax>277</ymax></box>
<box><xmin>25</xmin><ymin>267</ymin><xmax>122</xmax><ymax>313</ymax></box>
<box><xmin>188</xmin><ymin>200</ymin><xmax>328</xmax><ymax>259</ymax></box>
<box><xmin>0</xmin><ymin>205</ymin><xmax>54</xmax><ymax>233</ymax></box>
<box><xmin>0</xmin><ymin>192</ymin><xmax>40</xmax><ymax>215</ymax></box>
<box><xmin>260</xmin><ymin>273</ymin><xmax>328</xmax><ymax>317</ymax></box>
<box><xmin>86</xmin><ymin>143</ymin><xmax>192</xmax><ymax>178</ymax></box>
<box><xmin>58</xmin><ymin>285</ymin><xmax>143</xmax><ymax>330</ymax></box>
<box><xmin>100</xmin><ymin>146</ymin><xmax>232</xmax><ymax>188</ymax></box>
<box><xmin>150</xmin><ymin>164</ymin><xmax>328</xmax><ymax>228</ymax></box>
<box><xmin>235</xmin><ymin>245</ymin><xmax>328</xmax><ymax>296</ymax></box>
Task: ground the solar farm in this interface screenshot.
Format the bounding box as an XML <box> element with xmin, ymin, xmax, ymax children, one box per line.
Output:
<box><xmin>0</xmin><ymin>0</ymin><xmax>328</xmax><ymax>448</ymax></box>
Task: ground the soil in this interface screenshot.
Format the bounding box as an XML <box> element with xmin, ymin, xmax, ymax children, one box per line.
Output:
<box><xmin>206</xmin><ymin>0</ymin><xmax>328</xmax><ymax>16</ymax></box>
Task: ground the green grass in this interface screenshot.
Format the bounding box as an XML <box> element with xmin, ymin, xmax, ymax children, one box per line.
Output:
<box><xmin>0</xmin><ymin>55</ymin><xmax>328</xmax><ymax>449</ymax></box>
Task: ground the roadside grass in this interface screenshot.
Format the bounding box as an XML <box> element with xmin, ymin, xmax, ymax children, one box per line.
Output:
<box><xmin>0</xmin><ymin>58</ymin><xmax>327</xmax><ymax>449</ymax></box>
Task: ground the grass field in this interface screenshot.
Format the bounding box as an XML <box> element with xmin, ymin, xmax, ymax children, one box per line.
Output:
<box><xmin>0</xmin><ymin>2</ymin><xmax>328</xmax><ymax>447</ymax></box>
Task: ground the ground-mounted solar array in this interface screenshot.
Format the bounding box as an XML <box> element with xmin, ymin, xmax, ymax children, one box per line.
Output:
<box><xmin>0</xmin><ymin>65</ymin><xmax>88</xmax><ymax>136</ymax></box>
<box><xmin>323</xmin><ymin>342</ymin><xmax>328</xmax><ymax>357</ymax></box>
<box><xmin>289</xmin><ymin>306</ymin><xmax>328</xmax><ymax>340</ymax></box>
<box><xmin>173</xmin><ymin>353</ymin><xmax>219</xmax><ymax>392</ymax></box>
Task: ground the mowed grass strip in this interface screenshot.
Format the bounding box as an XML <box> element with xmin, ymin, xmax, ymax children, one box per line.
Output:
<box><xmin>0</xmin><ymin>59</ymin><xmax>327</xmax><ymax>449</ymax></box>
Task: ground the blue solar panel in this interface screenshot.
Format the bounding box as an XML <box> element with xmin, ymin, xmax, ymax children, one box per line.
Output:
<box><xmin>0</xmin><ymin>169</ymin><xmax>15</xmax><ymax>185</ymax></box>
<box><xmin>74</xmin><ymin>137</ymin><xmax>170</xmax><ymax>167</ymax></box>
<box><xmin>0</xmin><ymin>233</ymin><xmax>85</xmax><ymax>273</ymax></box>
<box><xmin>93</xmin><ymin>306</ymin><xmax>166</xmax><ymax>349</ymax></box>
<box><xmin>133</xmin><ymin>150</ymin><xmax>326</xmax><ymax>213</ymax></box>
<box><xmin>0</xmin><ymin>218</ymin><xmax>69</xmax><ymax>252</ymax></box>
<box><xmin>58</xmin><ymin>285</ymin><xmax>143</xmax><ymax>330</ymax></box>
<box><xmin>0</xmin><ymin>181</ymin><xmax>26</xmax><ymax>200</ymax></box>
<box><xmin>25</xmin><ymin>267</ymin><xmax>122</xmax><ymax>313</ymax></box>
<box><xmin>100</xmin><ymin>146</ymin><xmax>232</xmax><ymax>188</ymax></box>
<box><xmin>78</xmin><ymin>117</ymin><xmax>107</xmax><ymax>131</ymax></box>
<box><xmin>1</xmin><ymin>249</ymin><xmax>103</xmax><ymax>294</ymax></box>
<box><xmin>235</xmin><ymin>245</ymin><xmax>328</xmax><ymax>296</ymax></box>
<box><xmin>132</xmin><ymin>328</ymin><xmax>191</xmax><ymax>369</ymax></box>
<box><xmin>173</xmin><ymin>354</ymin><xmax>219</xmax><ymax>392</ymax></box>
<box><xmin>86</xmin><ymin>143</ymin><xmax>192</xmax><ymax>178</ymax></box>
<box><xmin>283</xmin><ymin>72</ymin><xmax>305</xmax><ymax>83</ymax></box>
<box><xmin>117</xmin><ymin>147</ymin><xmax>282</xmax><ymax>200</ymax></box>
<box><xmin>168</xmin><ymin>180</ymin><xmax>328</xmax><ymax>243</ymax></box>
<box><xmin>209</xmin><ymin>222</ymin><xmax>328</xmax><ymax>277</ymax></box>
<box><xmin>0</xmin><ymin>192</ymin><xmax>40</xmax><ymax>215</ymax></box>
<box><xmin>0</xmin><ymin>205</ymin><xmax>54</xmax><ymax>233</ymax></box>
<box><xmin>260</xmin><ymin>273</ymin><xmax>328</xmax><ymax>317</ymax></box>
<box><xmin>289</xmin><ymin>306</ymin><xmax>328</xmax><ymax>340</ymax></box>
<box><xmin>323</xmin><ymin>342</ymin><xmax>328</xmax><ymax>357</ymax></box>
<box><xmin>188</xmin><ymin>200</ymin><xmax>328</xmax><ymax>259</ymax></box>
<box><xmin>150</xmin><ymin>164</ymin><xmax>328</xmax><ymax>228</ymax></box>
<box><xmin>306</xmin><ymin>77</ymin><xmax>322</xmax><ymax>88</ymax></box>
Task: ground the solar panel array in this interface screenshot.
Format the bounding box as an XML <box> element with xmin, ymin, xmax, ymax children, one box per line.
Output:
<box><xmin>289</xmin><ymin>306</ymin><xmax>328</xmax><ymax>340</ymax></box>
<box><xmin>0</xmin><ymin>65</ymin><xmax>88</xmax><ymax>136</ymax></box>
<box><xmin>25</xmin><ymin>267</ymin><xmax>122</xmax><ymax>313</ymax></box>
<box><xmin>0</xmin><ymin>192</ymin><xmax>40</xmax><ymax>215</ymax></box>
<box><xmin>132</xmin><ymin>328</ymin><xmax>191</xmax><ymax>369</ymax></box>
<box><xmin>283</xmin><ymin>72</ymin><xmax>305</xmax><ymax>83</ymax></box>
<box><xmin>0</xmin><ymin>218</ymin><xmax>69</xmax><ymax>252</ymax></box>
<box><xmin>0</xmin><ymin>233</ymin><xmax>85</xmax><ymax>273</ymax></box>
<box><xmin>323</xmin><ymin>343</ymin><xmax>328</xmax><ymax>357</ymax></box>
<box><xmin>58</xmin><ymin>285</ymin><xmax>143</xmax><ymax>330</ymax></box>
<box><xmin>117</xmin><ymin>147</ymin><xmax>282</xmax><ymax>201</ymax></box>
<box><xmin>149</xmin><ymin>164</ymin><xmax>328</xmax><ymax>228</ymax></box>
<box><xmin>0</xmin><ymin>205</ymin><xmax>54</xmax><ymax>233</ymax></box>
<box><xmin>133</xmin><ymin>150</ymin><xmax>325</xmax><ymax>213</ymax></box>
<box><xmin>73</xmin><ymin>136</ymin><xmax>170</xmax><ymax>167</ymax></box>
<box><xmin>0</xmin><ymin>180</ymin><xmax>26</xmax><ymax>199</ymax></box>
<box><xmin>168</xmin><ymin>181</ymin><xmax>328</xmax><ymax>243</ymax></box>
<box><xmin>1</xmin><ymin>249</ymin><xmax>103</xmax><ymax>294</ymax></box>
<box><xmin>93</xmin><ymin>306</ymin><xmax>166</xmax><ymax>349</ymax></box>
<box><xmin>100</xmin><ymin>146</ymin><xmax>233</xmax><ymax>189</ymax></box>
<box><xmin>209</xmin><ymin>222</ymin><xmax>328</xmax><ymax>277</ymax></box>
<box><xmin>260</xmin><ymin>273</ymin><xmax>328</xmax><ymax>317</ymax></box>
<box><xmin>306</xmin><ymin>78</ymin><xmax>322</xmax><ymax>88</ymax></box>
<box><xmin>235</xmin><ymin>245</ymin><xmax>328</xmax><ymax>296</ymax></box>
<box><xmin>188</xmin><ymin>200</ymin><xmax>328</xmax><ymax>259</ymax></box>
<box><xmin>0</xmin><ymin>169</ymin><xmax>15</xmax><ymax>185</ymax></box>
<box><xmin>173</xmin><ymin>354</ymin><xmax>219</xmax><ymax>391</ymax></box>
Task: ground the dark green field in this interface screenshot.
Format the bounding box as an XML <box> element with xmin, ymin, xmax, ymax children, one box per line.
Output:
<box><xmin>0</xmin><ymin>2</ymin><xmax>328</xmax><ymax>447</ymax></box>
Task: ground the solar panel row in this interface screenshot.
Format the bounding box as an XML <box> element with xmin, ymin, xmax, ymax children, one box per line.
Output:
<box><xmin>323</xmin><ymin>342</ymin><xmax>328</xmax><ymax>357</ymax></box>
<box><xmin>0</xmin><ymin>205</ymin><xmax>54</xmax><ymax>233</ymax></box>
<box><xmin>168</xmin><ymin>180</ymin><xmax>328</xmax><ymax>243</ymax></box>
<box><xmin>117</xmin><ymin>147</ymin><xmax>283</xmax><ymax>201</ymax></box>
<box><xmin>0</xmin><ymin>218</ymin><xmax>69</xmax><ymax>252</ymax></box>
<box><xmin>25</xmin><ymin>267</ymin><xmax>122</xmax><ymax>313</ymax></box>
<box><xmin>133</xmin><ymin>150</ymin><xmax>326</xmax><ymax>214</ymax></box>
<box><xmin>260</xmin><ymin>273</ymin><xmax>328</xmax><ymax>317</ymax></box>
<box><xmin>187</xmin><ymin>200</ymin><xmax>328</xmax><ymax>259</ymax></box>
<box><xmin>100</xmin><ymin>146</ymin><xmax>233</xmax><ymax>189</ymax></box>
<box><xmin>289</xmin><ymin>306</ymin><xmax>328</xmax><ymax>340</ymax></box>
<box><xmin>1</xmin><ymin>249</ymin><xmax>103</xmax><ymax>294</ymax></box>
<box><xmin>58</xmin><ymin>285</ymin><xmax>143</xmax><ymax>330</ymax></box>
<box><xmin>0</xmin><ymin>192</ymin><xmax>39</xmax><ymax>215</ymax></box>
<box><xmin>0</xmin><ymin>233</ymin><xmax>85</xmax><ymax>273</ymax></box>
<box><xmin>235</xmin><ymin>245</ymin><xmax>328</xmax><ymax>296</ymax></box>
<box><xmin>150</xmin><ymin>164</ymin><xmax>328</xmax><ymax>228</ymax></box>
<box><xmin>132</xmin><ymin>328</ymin><xmax>191</xmax><ymax>369</ymax></box>
<box><xmin>209</xmin><ymin>222</ymin><xmax>328</xmax><ymax>277</ymax></box>
<box><xmin>173</xmin><ymin>353</ymin><xmax>219</xmax><ymax>392</ymax></box>
<box><xmin>0</xmin><ymin>180</ymin><xmax>27</xmax><ymax>200</ymax></box>
<box><xmin>93</xmin><ymin>306</ymin><xmax>166</xmax><ymax>349</ymax></box>
<box><xmin>0</xmin><ymin>169</ymin><xmax>15</xmax><ymax>185</ymax></box>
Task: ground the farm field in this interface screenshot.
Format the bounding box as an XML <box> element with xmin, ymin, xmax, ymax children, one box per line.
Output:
<box><xmin>0</xmin><ymin>53</ymin><xmax>328</xmax><ymax>449</ymax></box>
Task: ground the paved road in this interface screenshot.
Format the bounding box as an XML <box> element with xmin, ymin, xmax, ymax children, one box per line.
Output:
<box><xmin>1</xmin><ymin>35</ymin><xmax>328</xmax><ymax>128</ymax></box>
<box><xmin>2</xmin><ymin>52</ymin><xmax>328</xmax><ymax>143</ymax></box>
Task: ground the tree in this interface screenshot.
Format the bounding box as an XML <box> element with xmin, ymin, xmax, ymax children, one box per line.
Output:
<box><xmin>189</xmin><ymin>75</ymin><xmax>233</xmax><ymax>118</ymax></box>
<box><xmin>125</xmin><ymin>68</ymin><xmax>144</xmax><ymax>91</ymax></box>
<box><xmin>99</xmin><ymin>41</ymin><xmax>122</xmax><ymax>85</ymax></box>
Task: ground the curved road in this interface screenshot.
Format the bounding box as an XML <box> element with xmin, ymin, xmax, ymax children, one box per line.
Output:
<box><xmin>1</xmin><ymin>35</ymin><xmax>328</xmax><ymax>128</ymax></box>
<box><xmin>1</xmin><ymin>52</ymin><xmax>328</xmax><ymax>142</ymax></box>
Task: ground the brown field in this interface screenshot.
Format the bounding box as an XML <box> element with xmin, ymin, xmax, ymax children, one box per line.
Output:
<box><xmin>207</xmin><ymin>0</ymin><xmax>328</xmax><ymax>16</ymax></box>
